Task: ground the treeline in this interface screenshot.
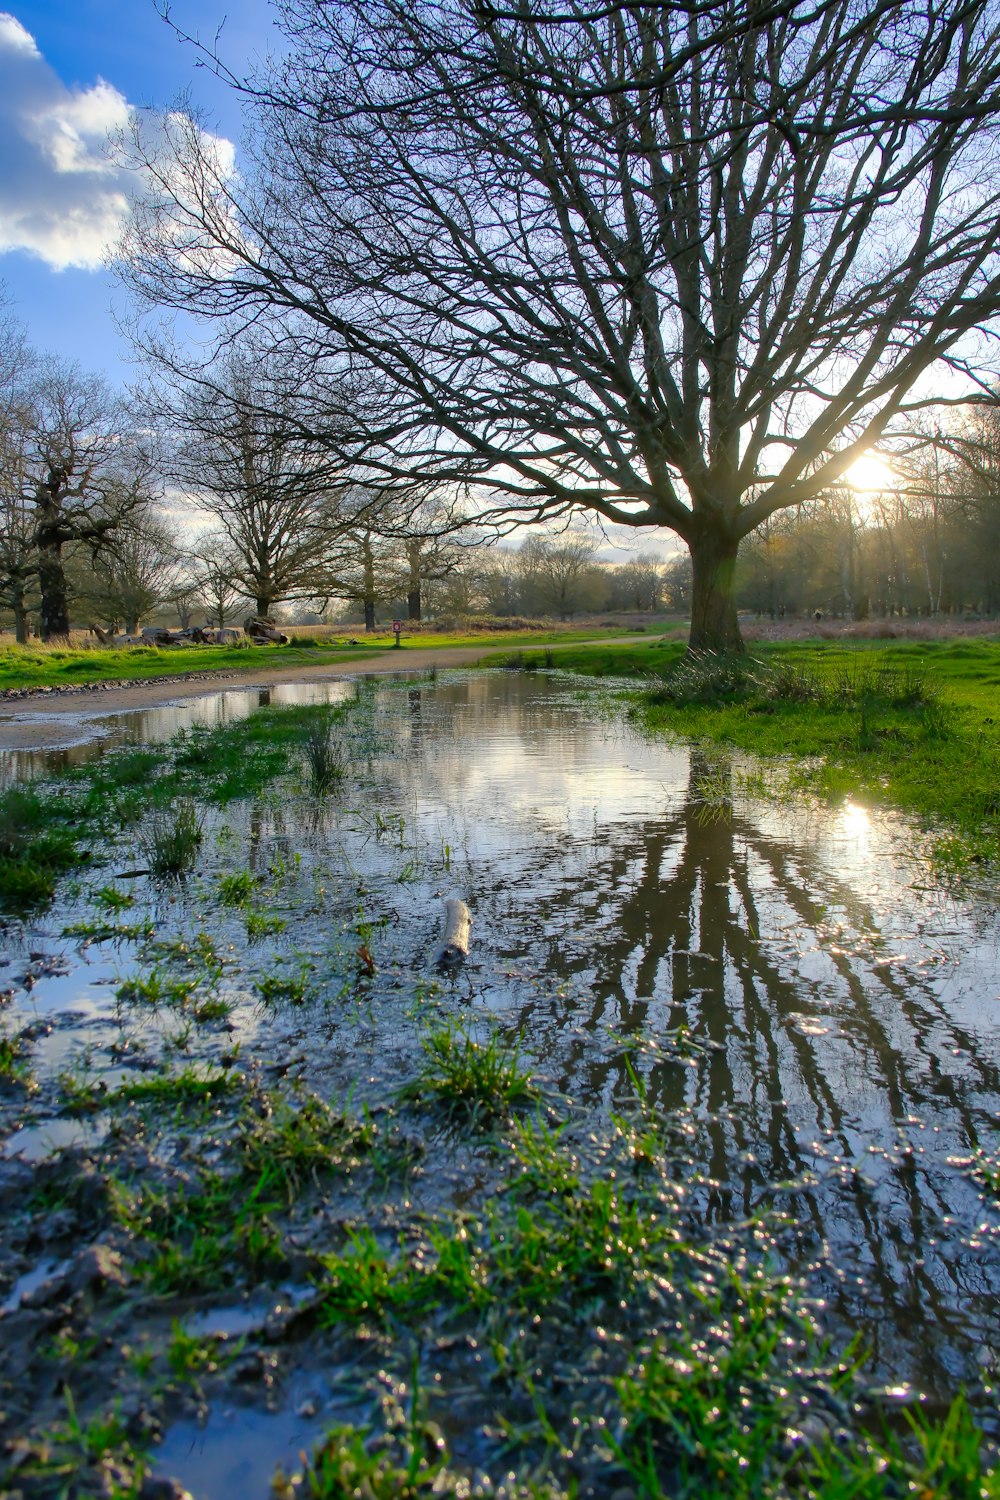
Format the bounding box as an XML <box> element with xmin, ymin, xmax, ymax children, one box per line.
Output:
<box><xmin>5</xmin><ymin>305</ymin><xmax>1000</xmax><ymax>638</ymax></box>
<box><xmin>734</xmin><ymin>419</ymin><xmax>1000</xmax><ymax>620</ymax></box>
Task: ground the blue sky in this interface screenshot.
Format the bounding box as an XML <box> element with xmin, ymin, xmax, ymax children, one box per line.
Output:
<box><xmin>0</xmin><ymin>1</ymin><xmax>273</xmax><ymax>383</ymax></box>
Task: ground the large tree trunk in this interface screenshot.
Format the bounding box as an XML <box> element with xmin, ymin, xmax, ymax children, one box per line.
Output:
<box><xmin>37</xmin><ymin>542</ymin><xmax>70</xmax><ymax>641</ymax></box>
<box><xmin>407</xmin><ymin>539</ymin><xmax>422</xmax><ymax>621</ymax></box>
<box><xmin>12</xmin><ymin>593</ymin><xmax>29</xmax><ymax>646</ymax></box>
<box><xmin>125</xmin><ymin>611</ymin><xmax>140</xmax><ymax>635</ymax></box>
<box><xmin>687</xmin><ymin>529</ymin><xmax>744</xmax><ymax>653</ymax></box>
<box><xmin>364</xmin><ymin>598</ymin><xmax>376</xmax><ymax>632</ymax></box>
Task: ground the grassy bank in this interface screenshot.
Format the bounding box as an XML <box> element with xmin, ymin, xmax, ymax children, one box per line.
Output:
<box><xmin>0</xmin><ymin>626</ymin><xmax>638</xmax><ymax>694</ymax></box>
<box><xmin>519</xmin><ymin>636</ymin><xmax>1000</xmax><ymax>877</ymax></box>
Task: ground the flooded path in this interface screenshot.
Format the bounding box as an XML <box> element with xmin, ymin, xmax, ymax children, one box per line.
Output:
<box><xmin>1</xmin><ymin>670</ymin><xmax>998</xmax><ymax>1495</ymax></box>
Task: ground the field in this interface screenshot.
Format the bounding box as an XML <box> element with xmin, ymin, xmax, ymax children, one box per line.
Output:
<box><xmin>0</xmin><ymin>623</ymin><xmax>660</xmax><ymax>695</ymax></box>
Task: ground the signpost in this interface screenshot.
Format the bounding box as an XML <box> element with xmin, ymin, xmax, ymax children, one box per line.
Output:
<box><xmin>392</xmin><ymin>620</ymin><xmax>403</xmax><ymax>648</ymax></box>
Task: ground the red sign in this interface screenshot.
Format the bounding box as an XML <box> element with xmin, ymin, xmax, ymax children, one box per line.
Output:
<box><xmin>392</xmin><ymin>620</ymin><xmax>402</xmax><ymax>633</ymax></box>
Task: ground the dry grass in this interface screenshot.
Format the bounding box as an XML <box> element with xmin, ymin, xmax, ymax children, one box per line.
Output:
<box><xmin>741</xmin><ymin>616</ymin><xmax>1000</xmax><ymax>643</ymax></box>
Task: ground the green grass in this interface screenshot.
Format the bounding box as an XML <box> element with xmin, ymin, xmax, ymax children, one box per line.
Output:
<box><xmin>301</xmin><ymin>707</ymin><xmax>346</xmax><ymax>791</ymax></box>
<box><xmin>236</xmin><ymin>1090</ymin><xmax>377</xmax><ymax>1201</ymax></box>
<box><xmin>0</xmin><ymin>627</ymin><xmax>629</xmax><ymax>693</ymax></box>
<box><xmin>61</xmin><ymin>1064</ymin><xmax>237</xmax><ymax>1116</ymax></box>
<box><xmin>140</xmin><ymin>799</ymin><xmax>204</xmax><ymax>877</ymax></box>
<box><xmin>113</xmin><ymin>1165</ymin><xmax>287</xmax><ymax>1294</ymax></box>
<box><xmin>0</xmin><ymin>1027</ymin><xmax>31</xmax><ymax>1085</ymax></box>
<box><xmin>217</xmin><ymin>869</ymin><xmax>257</xmax><ymax>905</ymax></box>
<box><xmin>302</xmin><ymin>1110</ymin><xmax>1000</xmax><ymax>1499</ymax></box>
<box><xmin>399</xmin><ymin>1019</ymin><xmax>538</xmax><ymax>1122</ymax></box>
<box><xmin>0</xmin><ymin>785</ymin><xmax>80</xmax><ymax>912</ymax></box>
<box><xmin>256</xmin><ymin>968</ymin><xmax>309</xmax><ymax>1005</ymax></box>
<box><xmin>6</xmin><ymin>1391</ymin><xmax>147</xmax><ymax>1498</ymax></box>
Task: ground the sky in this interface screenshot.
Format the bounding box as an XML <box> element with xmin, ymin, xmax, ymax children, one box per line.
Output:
<box><xmin>0</xmin><ymin>0</ymin><xmax>272</xmax><ymax>383</ymax></box>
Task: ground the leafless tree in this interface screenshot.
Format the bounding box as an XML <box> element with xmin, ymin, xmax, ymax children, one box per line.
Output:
<box><xmin>120</xmin><ymin>0</ymin><xmax>1000</xmax><ymax>650</ymax></box>
<box><xmin>84</xmin><ymin>506</ymin><xmax>184</xmax><ymax>633</ymax></box>
<box><xmin>23</xmin><ymin>361</ymin><xmax>155</xmax><ymax>640</ymax></box>
<box><xmin>182</xmin><ymin>534</ymin><xmax>247</xmax><ymax>628</ymax></box>
<box><xmin>0</xmin><ymin>314</ymin><xmax>38</xmax><ymax>641</ymax></box>
<box><xmin>608</xmin><ymin>552</ymin><xmax>665</xmax><ymax>613</ymax></box>
<box><xmin>152</xmin><ymin>347</ymin><xmax>373</xmax><ymax>617</ymax></box>
<box><xmin>519</xmin><ymin>533</ymin><xmax>606</xmax><ymax>618</ymax></box>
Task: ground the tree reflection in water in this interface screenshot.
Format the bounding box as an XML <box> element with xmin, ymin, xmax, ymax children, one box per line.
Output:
<box><xmin>450</xmin><ymin>729</ymin><xmax>1000</xmax><ymax>1404</ymax></box>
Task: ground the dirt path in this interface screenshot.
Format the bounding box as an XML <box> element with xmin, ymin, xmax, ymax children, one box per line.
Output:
<box><xmin>0</xmin><ymin>642</ymin><xmax>626</xmax><ymax>751</ymax></box>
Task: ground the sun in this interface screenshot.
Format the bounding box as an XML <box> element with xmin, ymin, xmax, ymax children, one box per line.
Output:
<box><xmin>843</xmin><ymin>452</ymin><xmax>897</xmax><ymax>493</ymax></box>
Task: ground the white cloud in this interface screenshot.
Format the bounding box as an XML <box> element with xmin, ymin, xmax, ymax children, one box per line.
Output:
<box><xmin>0</xmin><ymin>12</ymin><xmax>38</xmax><ymax>57</ymax></box>
<box><xmin>0</xmin><ymin>12</ymin><xmax>233</xmax><ymax>273</ymax></box>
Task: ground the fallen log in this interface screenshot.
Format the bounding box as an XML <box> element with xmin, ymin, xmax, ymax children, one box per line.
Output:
<box><xmin>435</xmin><ymin>897</ymin><xmax>472</xmax><ymax>966</ymax></box>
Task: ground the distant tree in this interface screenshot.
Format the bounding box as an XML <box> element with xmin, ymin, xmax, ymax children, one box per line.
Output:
<box><xmin>661</xmin><ymin>554</ymin><xmax>693</xmax><ymax>614</ymax></box>
<box><xmin>940</xmin><ymin>410</ymin><xmax>1000</xmax><ymax>614</ymax></box>
<box><xmin>608</xmin><ymin>553</ymin><xmax>664</xmax><ymax>613</ymax></box>
<box><xmin>24</xmin><ymin>361</ymin><xmax>154</xmax><ymax>639</ymax></box>
<box><xmin>153</xmin><ymin>348</ymin><xmax>353</xmax><ymax>617</ymax></box>
<box><xmin>329</xmin><ymin>525</ymin><xmax>391</xmax><ymax>631</ymax></box>
<box><xmin>519</xmin><ymin>535</ymin><xmax>606</xmax><ymax>619</ymax></box>
<box><xmin>85</xmin><ymin>507</ymin><xmax>183</xmax><ymax>633</ymax></box>
<box><xmin>0</xmin><ymin>315</ymin><xmax>38</xmax><ymax>641</ymax></box>
<box><xmin>183</xmin><ymin>534</ymin><xmax>247</xmax><ymax>629</ymax></box>
<box><xmin>478</xmin><ymin>549</ymin><xmax>522</xmax><ymax>618</ymax></box>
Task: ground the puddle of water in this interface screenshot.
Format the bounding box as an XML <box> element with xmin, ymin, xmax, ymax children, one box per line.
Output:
<box><xmin>2</xmin><ymin>669</ymin><xmax>999</xmax><ymax>1452</ymax></box>
<box><xmin>154</xmin><ymin>1403</ymin><xmax>322</xmax><ymax>1500</ymax></box>
<box><xmin>0</xmin><ymin>1255</ymin><xmax>66</xmax><ymax>1313</ymax></box>
<box><xmin>185</xmin><ymin>1288</ymin><xmax>313</xmax><ymax>1339</ymax></box>
<box><xmin>2</xmin><ymin>1116</ymin><xmax>105</xmax><ymax>1161</ymax></box>
<box><xmin>1</xmin><ymin>681</ymin><xmax>354</xmax><ymax>777</ymax></box>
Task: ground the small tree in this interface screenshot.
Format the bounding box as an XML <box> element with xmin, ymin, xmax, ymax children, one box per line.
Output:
<box><xmin>183</xmin><ymin>535</ymin><xmax>247</xmax><ymax>628</ymax></box>
<box><xmin>86</xmin><ymin>506</ymin><xmax>183</xmax><ymax>633</ymax></box>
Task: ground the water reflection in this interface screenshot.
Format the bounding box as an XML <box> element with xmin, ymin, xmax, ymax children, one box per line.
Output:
<box><xmin>0</xmin><ymin>680</ymin><xmax>353</xmax><ymax>781</ymax></box>
<box><xmin>2</xmin><ymin>671</ymin><xmax>998</xmax><ymax>1403</ymax></box>
<box><xmin>365</xmin><ymin>678</ymin><xmax>1000</xmax><ymax>1395</ymax></box>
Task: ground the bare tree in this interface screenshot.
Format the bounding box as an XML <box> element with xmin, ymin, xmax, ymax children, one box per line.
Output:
<box><xmin>183</xmin><ymin>534</ymin><xmax>247</xmax><ymax>628</ymax></box>
<box><xmin>329</xmin><ymin>525</ymin><xmax>391</xmax><ymax>631</ymax></box>
<box><xmin>153</xmin><ymin>347</ymin><xmax>364</xmax><ymax>617</ymax></box>
<box><xmin>24</xmin><ymin>362</ymin><xmax>155</xmax><ymax>640</ymax></box>
<box><xmin>84</xmin><ymin>506</ymin><xmax>184</xmax><ymax>633</ymax></box>
<box><xmin>0</xmin><ymin>315</ymin><xmax>38</xmax><ymax>642</ymax></box>
<box><xmin>608</xmin><ymin>552</ymin><xmax>665</xmax><ymax>613</ymax></box>
<box><xmin>519</xmin><ymin>533</ymin><xmax>606</xmax><ymax>618</ymax></box>
<box><xmin>120</xmin><ymin>0</ymin><xmax>1000</xmax><ymax>650</ymax></box>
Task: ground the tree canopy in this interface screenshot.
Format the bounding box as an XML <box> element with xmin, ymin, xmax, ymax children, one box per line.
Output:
<box><xmin>121</xmin><ymin>0</ymin><xmax>1000</xmax><ymax>648</ymax></box>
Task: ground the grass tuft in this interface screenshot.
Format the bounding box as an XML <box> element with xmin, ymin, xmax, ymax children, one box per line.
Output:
<box><xmin>140</xmin><ymin>799</ymin><xmax>204</xmax><ymax>877</ymax></box>
<box><xmin>400</xmin><ymin>1020</ymin><xmax>537</xmax><ymax>1122</ymax></box>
